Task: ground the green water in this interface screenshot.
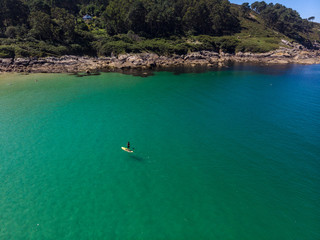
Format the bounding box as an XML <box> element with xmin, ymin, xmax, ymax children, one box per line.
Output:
<box><xmin>0</xmin><ymin>65</ymin><xmax>319</xmax><ymax>240</ymax></box>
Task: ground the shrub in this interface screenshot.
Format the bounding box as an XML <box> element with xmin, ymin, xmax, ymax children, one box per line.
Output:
<box><xmin>127</xmin><ymin>44</ymin><xmax>143</xmax><ymax>53</ymax></box>
<box><xmin>70</xmin><ymin>44</ymin><xmax>84</xmax><ymax>55</ymax></box>
<box><xmin>194</xmin><ymin>35</ymin><xmax>219</xmax><ymax>52</ymax></box>
<box><xmin>56</xmin><ymin>46</ymin><xmax>68</xmax><ymax>55</ymax></box>
<box><xmin>14</xmin><ymin>47</ymin><xmax>30</xmax><ymax>57</ymax></box>
<box><xmin>0</xmin><ymin>46</ymin><xmax>15</xmax><ymax>58</ymax></box>
<box><xmin>99</xmin><ymin>41</ymin><xmax>129</xmax><ymax>56</ymax></box>
<box><xmin>5</xmin><ymin>26</ymin><xmax>18</xmax><ymax>38</ymax></box>
<box><xmin>216</xmin><ymin>37</ymin><xmax>240</xmax><ymax>53</ymax></box>
<box><xmin>174</xmin><ymin>43</ymin><xmax>189</xmax><ymax>55</ymax></box>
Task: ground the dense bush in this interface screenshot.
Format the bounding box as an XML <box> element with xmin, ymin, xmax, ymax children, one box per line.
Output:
<box><xmin>99</xmin><ymin>41</ymin><xmax>129</xmax><ymax>56</ymax></box>
<box><xmin>193</xmin><ymin>35</ymin><xmax>219</xmax><ymax>52</ymax></box>
<box><xmin>215</xmin><ymin>37</ymin><xmax>240</xmax><ymax>53</ymax></box>
<box><xmin>0</xmin><ymin>46</ymin><xmax>15</xmax><ymax>58</ymax></box>
<box><xmin>14</xmin><ymin>46</ymin><xmax>30</xmax><ymax>57</ymax></box>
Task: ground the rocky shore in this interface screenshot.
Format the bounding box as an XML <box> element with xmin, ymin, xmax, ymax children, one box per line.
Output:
<box><xmin>1</xmin><ymin>43</ymin><xmax>319</xmax><ymax>74</ymax></box>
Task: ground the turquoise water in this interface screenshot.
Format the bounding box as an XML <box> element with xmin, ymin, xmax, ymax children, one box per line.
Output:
<box><xmin>0</xmin><ymin>65</ymin><xmax>319</xmax><ymax>240</ymax></box>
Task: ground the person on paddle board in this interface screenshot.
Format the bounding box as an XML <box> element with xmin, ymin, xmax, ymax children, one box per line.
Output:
<box><xmin>127</xmin><ymin>141</ymin><xmax>130</xmax><ymax>149</ymax></box>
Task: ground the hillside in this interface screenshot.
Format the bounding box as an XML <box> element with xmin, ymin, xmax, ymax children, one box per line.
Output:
<box><xmin>0</xmin><ymin>0</ymin><xmax>319</xmax><ymax>58</ymax></box>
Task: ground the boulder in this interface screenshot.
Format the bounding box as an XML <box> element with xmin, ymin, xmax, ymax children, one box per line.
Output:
<box><xmin>14</xmin><ymin>58</ymin><xmax>30</xmax><ymax>66</ymax></box>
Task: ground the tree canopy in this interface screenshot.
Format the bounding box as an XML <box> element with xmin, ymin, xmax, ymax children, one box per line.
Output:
<box><xmin>0</xmin><ymin>0</ymin><xmax>241</xmax><ymax>39</ymax></box>
<box><xmin>0</xmin><ymin>0</ymin><xmax>317</xmax><ymax>57</ymax></box>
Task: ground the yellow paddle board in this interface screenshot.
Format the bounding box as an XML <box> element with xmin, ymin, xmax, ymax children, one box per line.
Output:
<box><xmin>121</xmin><ymin>147</ymin><xmax>133</xmax><ymax>153</ymax></box>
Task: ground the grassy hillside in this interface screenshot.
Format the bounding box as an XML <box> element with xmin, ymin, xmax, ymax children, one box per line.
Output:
<box><xmin>301</xmin><ymin>22</ymin><xmax>320</xmax><ymax>43</ymax></box>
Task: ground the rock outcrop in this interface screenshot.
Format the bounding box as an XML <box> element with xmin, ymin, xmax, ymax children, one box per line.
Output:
<box><xmin>1</xmin><ymin>46</ymin><xmax>319</xmax><ymax>73</ymax></box>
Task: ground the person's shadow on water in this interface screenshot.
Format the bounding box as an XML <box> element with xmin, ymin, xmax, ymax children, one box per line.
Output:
<box><xmin>129</xmin><ymin>155</ymin><xmax>144</xmax><ymax>161</ymax></box>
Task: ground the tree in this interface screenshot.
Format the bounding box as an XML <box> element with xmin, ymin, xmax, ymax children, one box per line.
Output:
<box><xmin>144</xmin><ymin>0</ymin><xmax>177</xmax><ymax>37</ymax></box>
<box><xmin>51</xmin><ymin>7</ymin><xmax>76</xmax><ymax>43</ymax></box>
<box><xmin>28</xmin><ymin>11</ymin><xmax>53</xmax><ymax>41</ymax></box>
<box><xmin>308</xmin><ymin>16</ymin><xmax>315</xmax><ymax>22</ymax></box>
<box><xmin>251</xmin><ymin>1</ymin><xmax>267</xmax><ymax>14</ymax></box>
<box><xmin>127</xmin><ymin>1</ymin><xmax>147</xmax><ymax>35</ymax></box>
<box><xmin>28</xmin><ymin>0</ymin><xmax>51</xmax><ymax>14</ymax></box>
<box><xmin>0</xmin><ymin>0</ymin><xmax>28</xmax><ymax>27</ymax></box>
<box><xmin>51</xmin><ymin>0</ymin><xmax>79</xmax><ymax>13</ymax></box>
<box><xmin>181</xmin><ymin>0</ymin><xmax>240</xmax><ymax>36</ymax></box>
<box><xmin>209</xmin><ymin>0</ymin><xmax>240</xmax><ymax>35</ymax></box>
<box><xmin>102</xmin><ymin>0</ymin><xmax>131</xmax><ymax>35</ymax></box>
<box><xmin>5</xmin><ymin>26</ymin><xmax>17</xmax><ymax>38</ymax></box>
<box><xmin>183</xmin><ymin>1</ymin><xmax>211</xmax><ymax>35</ymax></box>
<box><xmin>240</xmin><ymin>2</ymin><xmax>251</xmax><ymax>18</ymax></box>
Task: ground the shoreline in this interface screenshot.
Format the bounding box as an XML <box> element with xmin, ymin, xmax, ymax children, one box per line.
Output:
<box><xmin>1</xmin><ymin>47</ymin><xmax>319</xmax><ymax>74</ymax></box>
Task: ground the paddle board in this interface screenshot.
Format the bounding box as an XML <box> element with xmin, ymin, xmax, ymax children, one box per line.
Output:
<box><xmin>121</xmin><ymin>147</ymin><xmax>133</xmax><ymax>153</ymax></box>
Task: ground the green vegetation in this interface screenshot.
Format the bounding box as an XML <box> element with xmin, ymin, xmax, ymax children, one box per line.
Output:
<box><xmin>250</xmin><ymin>1</ymin><xmax>315</xmax><ymax>47</ymax></box>
<box><xmin>0</xmin><ymin>0</ymin><xmax>319</xmax><ymax>58</ymax></box>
